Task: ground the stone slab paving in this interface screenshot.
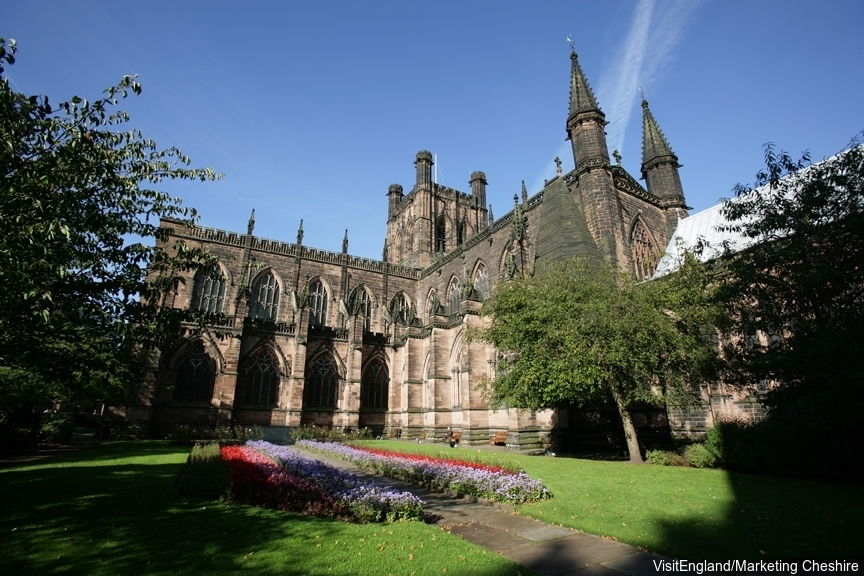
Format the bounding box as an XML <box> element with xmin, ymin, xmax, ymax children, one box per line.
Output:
<box><xmin>294</xmin><ymin>445</ymin><xmax>669</xmax><ymax>575</ymax></box>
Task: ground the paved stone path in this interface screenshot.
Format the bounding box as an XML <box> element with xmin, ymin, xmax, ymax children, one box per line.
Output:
<box><xmin>294</xmin><ymin>445</ymin><xmax>671</xmax><ymax>576</ymax></box>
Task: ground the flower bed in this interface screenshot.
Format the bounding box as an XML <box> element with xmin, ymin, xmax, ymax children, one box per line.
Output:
<box><xmin>296</xmin><ymin>441</ymin><xmax>553</xmax><ymax>505</ymax></box>
<box><xmin>220</xmin><ymin>444</ymin><xmax>354</xmax><ymax>520</ymax></box>
<box><xmin>245</xmin><ymin>441</ymin><xmax>425</xmax><ymax>522</ymax></box>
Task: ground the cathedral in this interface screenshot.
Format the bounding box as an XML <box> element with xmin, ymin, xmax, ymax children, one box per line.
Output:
<box><xmin>124</xmin><ymin>51</ymin><xmax>731</xmax><ymax>450</ymax></box>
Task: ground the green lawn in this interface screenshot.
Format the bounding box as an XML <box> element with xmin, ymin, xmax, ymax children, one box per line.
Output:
<box><xmin>0</xmin><ymin>441</ymin><xmax>533</xmax><ymax>576</ymax></box>
<box><xmin>360</xmin><ymin>440</ymin><xmax>864</xmax><ymax>562</ymax></box>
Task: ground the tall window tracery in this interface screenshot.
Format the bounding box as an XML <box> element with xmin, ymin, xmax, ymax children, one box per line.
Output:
<box><xmin>173</xmin><ymin>348</ymin><xmax>216</xmax><ymax>403</ymax></box>
<box><xmin>390</xmin><ymin>292</ymin><xmax>411</xmax><ymax>325</ymax></box>
<box><xmin>191</xmin><ymin>265</ymin><xmax>226</xmax><ymax>314</ymax></box>
<box><xmin>350</xmin><ymin>286</ymin><xmax>372</xmax><ymax>332</ymax></box>
<box><xmin>304</xmin><ymin>354</ymin><xmax>339</xmax><ymax>408</ymax></box>
<box><xmin>249</xmin><ymin>272</ymin><xmax>280</xmax><ymax>321</ymax></box>
<box><xmin>473</xmin><ymin>264</ymin><xmax>491</xmax><ymax>300</ymax></box>
<box><xmin>309</xmin><ymin>280</ymin><xmax>328</xmax><ymax>327</ymax></box>
<box><xmin>360</xmin><ymin>359</ymin><xmax>388</xmax><ymax>410</ymax></box>
<box><xmin>435</xmin><ymin>215</ymin><xmax>446</xmax><ymax>252</ymax></box>
<box><xmin>241</xmin><ymin>348</ymin><xmax>281</xmax><ymax>405</ymax></box>
<box><xmin>630</xmin><ymin>219</ymin><xmax>657</xmax><ymax>280</ymax></box>
<box><xmin>448</xmin><ymin>278</ymin><xmax>462</xmax><ymax>315</ymax></box>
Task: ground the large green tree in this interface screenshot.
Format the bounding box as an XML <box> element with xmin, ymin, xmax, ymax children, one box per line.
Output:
<box><xmin>716</xmin><ymin>139</ymin><xmax>864</xmax><ymax>420</ymax></box>
<box><xmin>0</xmin><ymin>38</ymin><xmax>221</xmax><ymax>423</ymax></box>
<box><xmin>475</xmin><ymin>257</ymin><xmax>719</xmax><ymax>463</ymax></box>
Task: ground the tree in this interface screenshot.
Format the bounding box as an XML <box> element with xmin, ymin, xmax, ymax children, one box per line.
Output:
<box><xmin>474</xmin><ymin>257</ymin><xmax>719</xmax><ymax>463</ymax></box>
<box><xmin>716</xmin><ymin>138</ymin><xmax>864</xmax><ymax>417</ymax></box>
<box><xmin>0</xmin><ymin>38</ymin><xmax>222</xmax><ymax>425</ymax></box>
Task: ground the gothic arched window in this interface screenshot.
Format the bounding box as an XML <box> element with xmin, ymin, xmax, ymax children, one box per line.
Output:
<box><xmin>390</xmin><ymin>292</ymin><xmax>411</xmax><ymax>325</ymax></box>
<box><xmin>309</xmin><ymin>280</ymin><xmax>328</xmax><ymax>327</ymax></box>
<box><xmin>173</xmin><ymin>348</ymin><xmax>216</xmax><ymax>403</ymax></box>
<box><xmin>350</xmin><ymin>286</ymin><xmax>372</xmax><ymax>332</ymax></box>
<box><xmin>630</xmin><ymin>219</ymin><xmax>657</xmax><ymax>280</ymax></box>
<box><xmin>249</xmin><ymin>272</ymin><xmax>280</xmax><ymax>321</ymax></box>
<box><xmin>360</xmin><ymin>359</ymin><xmax>388</xmax><ymax>410</ymax></box>
<box><xmin>435</xmin><ymin>215</ymin><xmax>446</xmax><ymax>253</ymax></box>
<box><xmin>241</xmin><ymin>348</ymin><xmax>281</xmax><ymax>405</ymax></box>
<box><xmin>191</xmin><ymin>265</ymin><xmax>226</xmax><ymax>314</ymax></box>
<box><xmin>448</xmin><ymin>278</ymin><xmax>462</xmax><ymax>315</ymax></box>
<box><xmin>304</xmin><ymin>354</ymin><xmax>339</xmax><ymax>408</ymax></box>
<box><xmin>473</xmin><ymin>263</ymin><xmax>491</xmax><ymax>300</ymax></box>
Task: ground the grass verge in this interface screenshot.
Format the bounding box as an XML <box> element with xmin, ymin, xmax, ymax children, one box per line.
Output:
<box><xmin>358</xmin><ymin>439</ymin><xmax>864</xmax><ymax>562</ymax></box>
<box><xmin>0</xmin><ymin>441</ymin><xmax>534</xmax><ymax>576</ymax></box>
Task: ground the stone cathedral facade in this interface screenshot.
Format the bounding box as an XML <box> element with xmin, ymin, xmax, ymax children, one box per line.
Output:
<box><xmin>127</xmin><ymin>52</ymin><xmax>701</xmax><ymax>449</ymax></box>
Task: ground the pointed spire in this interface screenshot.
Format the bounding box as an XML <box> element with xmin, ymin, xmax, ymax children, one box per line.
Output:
<box><xmin>641</xmin><ymin>99</ymin><xmax>677</xmax><ymax>165</ymax></box>
<box><xmin>342</xmin><ymin>229</ymin><xmax>349</xmax><ymax>254</ymax></box>
<box><xmin>569</xmin><ymin>51</ymin><xmax>601</xmax><ymax>117</ymax></box>
<box><xmin>521</xmin><ymin>180</ymin><xmax>528</xmax><ymax>204</ymax></box>
<box><xmin>296</xmin><ymin>219</ymin><xmax>304</xmax><ymax>245</ymax></box>
<box><xmin>488</xmin><ymin>204</ymin><xmax>494</xmax><ymax>224</ymax></box>
<box><xmin>247</xmin><ymin>209</ymin><xmax>256</xmax><ymax>235</ymax></box>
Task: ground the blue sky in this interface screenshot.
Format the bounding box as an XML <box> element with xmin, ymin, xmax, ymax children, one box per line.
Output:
<box><xmin>4</xmin><ymin>0</ymin><xmax>863</xmax><ymax>260</ymax></box>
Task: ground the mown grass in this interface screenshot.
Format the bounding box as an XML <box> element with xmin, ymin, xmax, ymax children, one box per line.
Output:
<box><xmin>0</xmin><ymin>441</ymin><xmax>534</xmax><ymax>576</ymax></box>
<box><xmin>359</xmin><ymin>439</ymin><xmax>864</xmax><ymax>562</ymax></box>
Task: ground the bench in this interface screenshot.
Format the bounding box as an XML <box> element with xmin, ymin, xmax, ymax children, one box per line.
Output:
<box><xmin>448</xmin><ymin>431</ymin><xmax>462</xmax><ymax>447</ymax></box>
<box><xmin>490</xmin><ymin>431</ymin><xmax>508</xmax><ymax>446</ymax></box>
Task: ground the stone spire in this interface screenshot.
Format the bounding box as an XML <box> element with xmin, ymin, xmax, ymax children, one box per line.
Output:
<box><xmin>342</xmin><ymin>229</ymin><xmax>349</xmax><ymax>254</ymax></box>
<box><xmin>247</xmin><ymin>208</ymin><xmax>256</xmax><ymax>236</ymax></box>
<box><xmin>569</xmin><ymin>51</ymin><xmax>601</xmax><ymax>117</ymax></box>
<box><xmin>296</xmin><ymin>219</ymin><xmax>304</xmax><ymax>245</ymax></box>
<box><xmin>640</xmin><ymin>98</ymin><xmax>686</xmax><ymax>211</ymax></box>
<box><xmin>641</xmin><ymin>99</ymin><xmax>677</xmax><ymax>166</ymax></box>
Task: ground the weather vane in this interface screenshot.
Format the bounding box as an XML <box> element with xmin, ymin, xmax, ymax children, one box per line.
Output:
<box><xmin>566</xmin><ymin>35</ymin><xmax>574</xmax><ymax>53</ymax></box>
<box><xmin>639</xmin><ymin>85</ymin><xmax>646</xmax><ymax>102</ymax></box>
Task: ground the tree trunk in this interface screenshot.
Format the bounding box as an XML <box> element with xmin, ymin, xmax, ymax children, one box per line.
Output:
<box><xmin>609</xmin><ymin>385</ymin><xmax>644</xmax><ymax>464</ymax></box>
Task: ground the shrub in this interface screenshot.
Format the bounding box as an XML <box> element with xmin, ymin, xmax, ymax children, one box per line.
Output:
<box><xmin>175</xmin><ymin>442</ymin><xmax>231</xmax><ymax>500</ymax></box>
<box><xmin>39</xmin><ymin>413</ymin><xmax>76</xmax><ymax>444</ymax></box>
<box><xmin>645</xmin><ymin>449</ymin><xmax>689</xmax><ymax>467</ymax></box>
<box><xmin>684</xmin><ymin>443</ymin><xmax>718</xmax><ymax>468</ymax></box>
<box><xmin>170</xmin><ymin>425</ymin><xmax>194</xmax><ymax>444</ymax></box>
<box><xmin>290</xmin><ymin>425</ymin><xmax>372</xmax><ymax>443</ymax></box>
<box><xmin>705</xmin><ymin>419</ymin><xmax>764</xmax><ymax>472</ymax></box>
<box><xmin>215</xmin><ymin>425</ymin><xmax>265</xmax><ymax>442</ymax></box>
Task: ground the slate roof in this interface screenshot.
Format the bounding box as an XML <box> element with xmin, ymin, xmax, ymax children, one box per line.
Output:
<box><xmin>534</xmin><ymin>176</ymin><xmax>604</xmax><ymax>263</ymax></box>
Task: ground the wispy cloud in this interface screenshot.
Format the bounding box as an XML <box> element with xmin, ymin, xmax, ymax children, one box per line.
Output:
<box><xmin>598</xmin><ymin>0</ymin><xmax>701</xmax><ymax>155</ymax></box>
<box><xmin>529</xmin><ymin>0</ymin><xmax>699</xmax><ymax>195</ymax></box>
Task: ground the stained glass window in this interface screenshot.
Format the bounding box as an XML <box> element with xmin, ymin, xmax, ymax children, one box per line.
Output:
<box><xmin>304</xmin><ymin>354</ymin><xmax>338</xmax><ymax>408</ymax></box>
<box><xmin>174</xmin><ymin>349</ymin><xmax>216</xmax><ymax>403</ymax></box>
<box><xmin>241</xmin><ymin>349</ymin><xmax>280</xmax><ymax>405</ymax></box>
<box><xmin>191</xmin><ymin>265</ymin><xmax>226</xmax><ymax>314</ymax></box>
<box><xmin>360</xmin><ymin>359</ymin><xmax>388</xmax><ymax>410</ymax></box>
<box><xmin>309</xmin><ymin>280</ymin><xmax>328</xmax><ymax>327</ymax></box>
<box><xmin>630</xmin><ymin>219</ymin><xmax>656</xmax><ymax>280</ymax></box>
<box><xmin>249</xmin><ymin>272</ymin><xmax>280</xmax><ymax>321</ymax></box>
<box><xmin>473</xmin><ymin>264</ymin><xmax>491</xmax><ymax>300</ymax></box>
<box><xmin>351</xmin><ymin>286</ymin><xmax>372</xmax><ymax>332</ymax></box>
<box><xmin>390</xmin><ymin>292</ymin><xmax>411</xmax><ymax>325</ymax></box>
<box><xmin>448</xmin><ymin>278</ymin><xmax>462</xmax><ymax>315</ymax></box>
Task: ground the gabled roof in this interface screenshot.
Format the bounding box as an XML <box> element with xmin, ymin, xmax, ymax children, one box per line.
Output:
<box><xmin>534</xmin><ymin>176</ymin><xmax>603</xmax><ymax>263</ymax></box>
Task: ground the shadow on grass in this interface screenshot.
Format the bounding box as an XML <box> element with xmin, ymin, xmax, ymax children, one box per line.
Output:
<box><xmin>0</xmin><ymin>441</ymin><xmax>533</xmax><ymax>576</ymax></box>
<box><xmin>651</xmin><ymin>468</ymin><xmax>864</xmax><ymax>566</ymax></box>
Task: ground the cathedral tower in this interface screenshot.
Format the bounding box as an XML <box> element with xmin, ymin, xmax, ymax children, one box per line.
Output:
<box><xmin>640</xmin><ymin>99</ymin><xmax>686</xmax><ymax>238</ymax></box>
<box><xmin>565</xmin><ymin>51</ymin><xmax>625</xmax><ymax>267</ymax></box>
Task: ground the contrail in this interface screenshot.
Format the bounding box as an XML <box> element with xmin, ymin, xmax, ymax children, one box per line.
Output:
<box><xmin>530</xmin><ymin>0</ymin><xmax>699</xmax><ymax>194</ymax></box>
<box><xmin>597</xmin><ymin>0</ymin><xmax>655</xmax><ymax>156</ymax></box>
<box><xmin>598</xmin><ymin>0</ymin><xmax>701</xmax><ymax>155</ymax></box>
